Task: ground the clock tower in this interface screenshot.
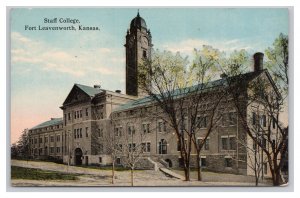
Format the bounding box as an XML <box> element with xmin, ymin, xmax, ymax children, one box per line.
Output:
<box><xmin>125</xmin><ymin>11</ymin><xmax>152</xmax><ymax>97</ymax></box>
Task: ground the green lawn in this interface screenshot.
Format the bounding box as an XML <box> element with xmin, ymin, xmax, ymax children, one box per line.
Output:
<box><xmin>11</xmin><ymin>166</ymin><xmax>79</xmax><ymax>180</ymax></box>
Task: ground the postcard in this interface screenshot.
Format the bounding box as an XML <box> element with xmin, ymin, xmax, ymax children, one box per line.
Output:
<box><xmin>10</xmin><ymin>8</ymin><xmax>289</xmax><ymax>187</ymax></box>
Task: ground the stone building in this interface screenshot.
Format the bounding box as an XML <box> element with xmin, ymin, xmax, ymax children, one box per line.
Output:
<box><xmin>28</xmin><ymin>12</ymin><xmax>280</xmax><ymax>177</ymax></box>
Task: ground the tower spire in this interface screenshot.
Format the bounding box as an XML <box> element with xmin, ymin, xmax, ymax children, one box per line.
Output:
<box><xmin>137</xmin><ymin>9</ymin><xmax>140</xmax><ymax>17</ymax></box>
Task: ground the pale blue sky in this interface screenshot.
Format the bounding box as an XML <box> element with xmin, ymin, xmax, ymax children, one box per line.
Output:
<box><xmin>10</xmin><ymin>8</ymin><xmax>288</xmax><ymax>143</ymax></box>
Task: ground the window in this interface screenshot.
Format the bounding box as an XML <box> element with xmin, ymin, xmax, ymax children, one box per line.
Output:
<box><xmin>64</xmin><ymin>114</ymin><xmax>67</xmax><ymax>125</ymax></box>
<box><xmin>228</xmin><ymin>112</ymin><xmax>237</xmax><ymax>125</ymax></box>
<box><xmin>142</xmin><ymin>123</ymin><xmax>150</xmax><ymax>133</ymax></box>
<box><xmin>116</xmin><ymin>158</ymin><xmax>121</xmax><ymax>165</ymax></box>
<box><xmin>261</xmin><ymin>137</ymin><xmax>267</xmax><ymax>149</ymax></box>
<box><xmin>177</xmin><ymin>140</ymin><xmax>181</xmax><ymax>151</ymax></box>
<box><xmin>56</xmin><ymin>135</ymin><xmax>60</xmax><ymax>142</ymax></box>
<box><xmin>229</xmin><ymin>137</ymin><xmax>236</xmax><ymax>150</ymax></box>
<box><xmin>272</xmin><ymin>117</ymin><xmax>276</xmax><ymax>129</ymax></box>
<box><xmin>263</xmin><ymin>163</ymin><xmax>268</xmax><ymax>175</ymax></box>
<box><xmin>158</xmin><ymin>121</ymin><xmax>167</xmax><ymax>132</ymax></box>
<box><xmin>74</xmin><ymin>129</ymin><xmax>76</xmax><ymax>139</ymax></box>
<box><xmin>128</xmin><ymin>125</ymin><xmax>135</xmax><ymax>135</ymax></box>
<box><xmin>221</xmin><ymin>137</ymin><xmax>228</xmax><ymax>150</ymax></box>
<box><xmin>115</xmin><ymin>126</ymin><xmax>122</xmax><ymax>137</ymax></box>
<box><xmin>34</xmin><ymin>138</ymin><xmax>37</xmax><ymax>144</ymax></box>
<box><xmin>261</xmin><ymin>115</ymin><xmax>267</xmax><ymax>127</ymax></box>
<box><xmin>199</xmin><ymin>116</ymin><xmax>207</xmax><ymax>128</ymax></box>
<box><xmin>80</xmin><ymin>128</ymin><xmax>82</xmax><ymax>138</ymax></box>
<box><xmin>50</xmin><ymin>136</ymin><xmax>54</xmax><ymax>142</ymax></box>
<box><xmin>204</xmin><ymin>138</ymin><xmax>210</xmax><ymax>150</ymax></box>
<box><xmin>99</xmin><ymin>157</ymin><xmax>102</xmax><ymax>164</ymax></box>
<box><xmin>143</xmin><ymin>50</ymin><xmax>147</xmax><ymax>58</ymax></box>
<box><xmin>39</xmin><ymin>137</ymin><xmax>43</xmax><ymax>144</ymax></box>
<box><xmin>200</xmin><ymin>157</ymin><xmax>207</xmax><ymax>167</ymax></box>
<box><xmin>77</xmin><ymin>129</ymin><xmax>79</xmax><ymax>139</ymax></box>
<box><xmin>74</xmin><ymin>111</ymin><xmax>77</xmax><ymax>119</ymax></box>
<box><xmin>86</xmin><ymin>127</ymin><xmax>89</xmax><ymax>137</ymax></box>
<box><xmin>142</xmin><ymin>142</ymin><xmax>151</xmax><ymax>152</ymax></box>
<box><xmin>222</xmin><ymin>136</ymin><xmax>236</xmax><ymax>150</ymax></box>
<box><xmin>86</xmin><ymin>108</ymin><xmax>89</xmax><ymax>117</ymax></box>
<box><xmin>56</xmin><ymin>147</ymin><xmax>60</xmax><ymax>153</ymax></box>
<box><xmin>50</xmin><ymin>147</ymin><xmax>54</xmax><ymax>154</ymax></box>
<box><xmin>68</xmin><ymin>113</ymin><xmax>71</xmax><ymax>120</ymax></box>
<box><xmin>129</xmin><ymin>143</ymin><xmax>136</xmax><ymax>152</ymax></box>
<box><xmin>225</xmin><ymin>157</ymin><xmax>232</xmax><ymax>167</ymax></box>
<box><xmin>252</xmin><ymin>112</ymin><xmax>256</xmax><ymax>125</ymax></box>
<box><xmin>80</xmin><ymin>110</ymin><xmax>82</xmax><ymax>118</ymax></box>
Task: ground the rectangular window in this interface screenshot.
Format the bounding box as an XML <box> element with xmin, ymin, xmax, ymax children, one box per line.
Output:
<box><xmin>39</xmin><ymin>137</ymin><xmax>43</xmax><ymax>143</ymax></box>
<box><xmin>74</xmin><ymin>111</ymin><xmax>77</xmax><ymax>119</ymax></box>
<box><xmin>80</xmin><ymin>128</ymin><xmax>82</xmax><ymax>138</ymax></box>
<box><xmin>142</xmin><ymin>142</ymin><xmax>151</xmax><ymax>152</ymax></box>
<box><xmin>229</xmin><ymin>137</ymin><xmax>236</xmax><ymax>150</ymax></box>
<box><xmin>64</xmin><ymin>114</ymin><xmax>67</xmax><ymax>125</ymax></box>
<box><xmin>44</xmin><ymin>137</ymin><xmax>48</xmax><ymax>143</ymax></box>
<box><xmin>201</xmin><ymin>157</ymin><xmax>207</xmax><ymax>167</ymax></box>
<box><xmin>177</xmin><ymin>140</ymin><xmax>181</xmax><ymax>151</ymax></box>
<box><xmin>50</xmin><ymin>147</ymin><xmax>54</xmax><ymax>154</ymax></box>
<box><xmin>225</xmin><ymin>157</ymin><xmax>232</xmax><ymax>167</ymax></box>
<box><xmin>86</xmin><ymin>127</ymin><xmax>89</xmax><ymax>137</ymax></box>
<box><xmin>263</xmin><ymin>163</ymin><xmax>268</xmax><ymax>175</ymax></box>
<box><xmin>34</xmin><ymin>138</ymin><xmax>37</xmax><ymax>144</ymax></box>
<box><xmin>128</xmin><ymin>125</ymin><xmax>135</xmax><ymax>135</ymax></box>
<box><xmin>204</xmin><ymin>138</ymin><xmax>210</xmax><ymax>150</ymax></box>
<box><xmin>50</xmin><ymin>136</ymin><xmax>54</xmax><ymax>142</ymax></box>
<box><xmin>56</xmin><ymin>135</ymin><xmax>60</xmax><ymax>142</ymax></box>
<box><xmin>272</xmin><ymin>117</ymin><xmax>276</xmax><ymax>129</ymax></box>
<box><xmin>56</xmin><ymin>147</ymin><xmax>60</xmax><ymax>153</ymax></box>
<box><xmin>252</xmin><ymin>112</ymin><xmax>256</xmax><ymax>125</ymax></box>
<box><xmin>99</xmin><ymin>157</ymin><xmax>102</xmax><ymax>164</ymax></box>
<box><xmin>158</xmin><ymin>121</ymin><xmax>167</xmax><ymax>132</ymax></box>
<box><xmin>221</xmin><ymin>137</ymin><xmax>228</xmax><ymax>150</ymax></box>
<box><xmin>142</xmin><ymin>123</ymin><xmax>150</xmax><ymax>133</ymax></box>
<box><xmin>74</xmin><ymin>129</ymin><xmax>76</xmax><ymax>139</ymax></box>
<box><xmin>86</xmin><ymin>108</ymin><xmax>89</xmax><ymax>117</ymax></box>
<box><xmin>116</xmin><ymin>158</ymin><xmax>121</xmax><ymax>165</ymax></box>
<box><xmin>262</xmin><ymin>115</ymin><xmax>267</xmax><ymax>127</ymax></box>
<box><xmin>80</xmin><ymin>110</ymin><xmax>82</xmax><ymax>118</ymax></box>
<box><xmin>68</xmin><ymin>113</ymin><xmax>71</xmax><ymax>120</ymax></box>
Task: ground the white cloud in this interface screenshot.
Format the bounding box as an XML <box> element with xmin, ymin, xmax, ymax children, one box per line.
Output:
<box><xmin>11</xmin><ymin>32</ymin><xmax>124</xmax><ymax>77</ymax></box>
<box><xmin>159</xmin><ymin>38</ymin><xmax>260</xmax><ymax>59</ymax></box>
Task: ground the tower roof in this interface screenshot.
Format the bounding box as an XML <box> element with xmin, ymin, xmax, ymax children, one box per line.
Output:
<box><xmin>130</xmin><ymin>11</ymin><xmax>147</xmax><ymax>29</ymax></box>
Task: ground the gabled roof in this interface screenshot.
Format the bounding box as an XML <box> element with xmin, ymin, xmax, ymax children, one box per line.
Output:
<box><xmin>62</xmin><ymin>83</ymin><xmax>103</xmax><ymax>106</ymax></box>
<box><xmin>113</xmin><ymin>70</ymin><xmax>268</xmax><ymax>112</ymax></box>
<box><xmin>30</xmin><ymin>118</ymin><xmax>63</xmax><ymax>130</ymax></box>
<box><xmin>75</xmin><ymin>83</ymin><xmax>103</xmax><ymax>97</ymax></box>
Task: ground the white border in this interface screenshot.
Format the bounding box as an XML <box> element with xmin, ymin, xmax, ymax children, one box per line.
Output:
<box><xmin>1</xmin><ymin>0</ymin><xmax>298</xmax><ymax>197</ymax></box>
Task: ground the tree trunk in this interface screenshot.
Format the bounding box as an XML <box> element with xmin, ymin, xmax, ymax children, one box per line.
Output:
<box><xmin>131</xmin><ymin>167</ymin><xmax>134</xmax><ymax>186</ymax></box>
<box><xmin>196</xmin><ymin>154</ymin><xmax>202</xmax><ymax>181</ymax></box>
<box><xmin>112</xmin><ymin>161</ymin><xmax>115</xmax><ymax>184</ymax></box>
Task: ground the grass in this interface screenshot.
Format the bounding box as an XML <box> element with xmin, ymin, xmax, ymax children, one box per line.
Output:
<box><xmin>11</xmin><ymin>166</ymin><xmax>79</xmax><ymax>180</ymax></box>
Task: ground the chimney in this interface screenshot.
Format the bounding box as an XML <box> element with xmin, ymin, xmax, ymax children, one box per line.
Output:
<box><xmin>115</xmin><ymin>90</ymin><xmax>121</xmax><ymax>94</ymax></box>
<box><xmin>94</xmin><ymin>84</ymin><xmax>101</xmax><ymax>89</ymax></box>
<box><xmin>253</xmin><ymin>52</ymin><xmax>264</xmax><ymax>72</ymax></box>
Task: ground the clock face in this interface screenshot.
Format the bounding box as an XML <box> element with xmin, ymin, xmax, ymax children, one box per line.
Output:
<box><xmin>142</xmin><ymin>36</ymin><xmax>148</xmax><ymax>46</ymax></box>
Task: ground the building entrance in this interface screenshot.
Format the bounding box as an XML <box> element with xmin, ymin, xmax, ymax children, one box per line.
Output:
<box><xmin>75</xmin><ymin>148</ymin><xmax>83</xmax><ymax>165</ymax></box>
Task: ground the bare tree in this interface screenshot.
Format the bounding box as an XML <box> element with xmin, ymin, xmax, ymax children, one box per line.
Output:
<box><xmin>220</xmin><ymin>37</ymin><xmax>289</xmax><ymax>186</ymax></box>
<box><xmin>138</xmin><ymin>47</ymin><xmax>224</xmax><ymax>181</ymax></box>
